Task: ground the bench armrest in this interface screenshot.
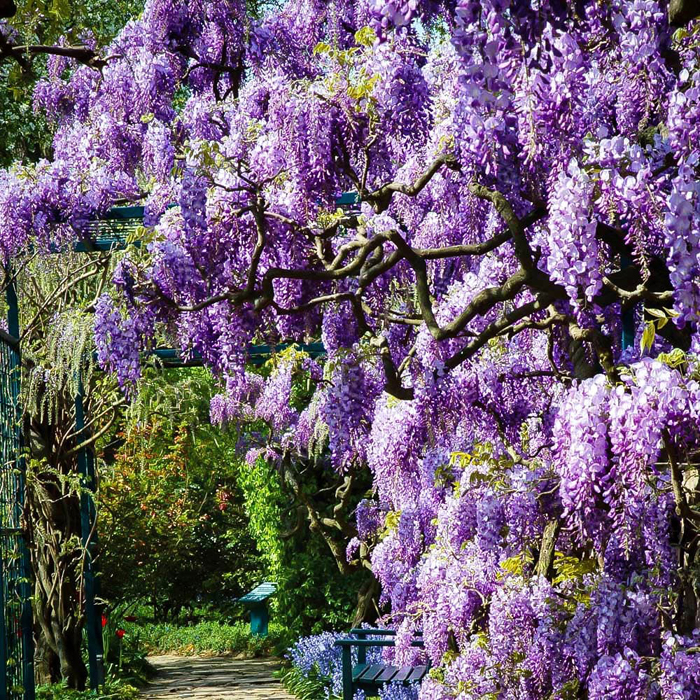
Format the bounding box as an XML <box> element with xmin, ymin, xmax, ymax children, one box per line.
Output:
<box><xmin>349</xmin><ymin>628</ymin><xmax>423</xmax><ymax>638</ymax></box>
<box><xmin>334</xmin><ymin>638</ymin><xmax>425</xmax><ymax>648</ymax></box>
<box><xmin>348</xmin><ymin>628</ymin><xmax>398</xmax><ymax>636</ymax></box>
<box><xmin>347</xmin><ymin>628</ymin><xmax>424</xmax><ymax>643</ymax></box>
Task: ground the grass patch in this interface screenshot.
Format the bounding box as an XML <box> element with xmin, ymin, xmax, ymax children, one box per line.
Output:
<box><xmin>136</xmin><ymin>620</ymin><xmax>286</xmax><ymax>656</ymax></box>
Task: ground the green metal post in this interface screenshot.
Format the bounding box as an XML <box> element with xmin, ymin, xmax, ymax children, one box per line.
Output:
<box><xmin>75</xmin><ymin>381</ymin><xmax>104</xmax><ymax>689</ymax></box>
<box><xmin>7</xmin><ymin>277</ymin><xmax>35</xmax><ymax>700</ymax></box>
<box><xmin>0</xmin><ymin>549</ymin><xmax>7</xmax><ymax>699</ymax></box>
<box><xmin>249</xmin><ymin>604</ymin><xmax>269</xmax><ymax>637</ymax></box>
<box><xmin>621</xmin><ymin>254</ymin><xmax>635</xmax><ymax>351</ymax></box>
<box><xmin>341</xmin><ymin>644</ymin><xmax>353</xmax><ymax>700</ymax></box>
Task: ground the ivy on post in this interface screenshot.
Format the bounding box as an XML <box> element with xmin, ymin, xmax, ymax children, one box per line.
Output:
<box><xmin>74</xmin><ymin>378</ymin><xmax>105</xmax><ymax>690</ymax></box>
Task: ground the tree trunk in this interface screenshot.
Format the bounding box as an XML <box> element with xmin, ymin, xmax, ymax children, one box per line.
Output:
<box><xmin>536</xmin><ymin>519</ymin><xmax>560</xmax><ymax>580</ymax></box>
<box><xmin>352</xmin><ymin>577</ymin><xmax>380</xmax><ymax>627</ymax></box>
<box><xmin>33</xmin><ymin>632</ymin><xmax>59</xmax><ymax>686</ymax></box>
<box><xmin>54</xmin><ymin>616</ymin><xmax>87</xmax><ymax>690</ymax></box>
<box><xmin>26</xmin><ymin>440</ymin><xmax>89</xmax><ymax>690</ymax></box>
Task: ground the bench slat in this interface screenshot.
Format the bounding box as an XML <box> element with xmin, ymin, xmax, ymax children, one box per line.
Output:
<box><xmin>408</xmin><ymin>665</ymin><xmax>429</xmax><ymax>682</ymax></box>
<box><xmin>376</xmin><ymin>665</ymin><xmax>399</xmax><ymax>682</ymax></box>
<box><xmin>359</xmin><ymin>664</ymin><xmax>386</xmax><ymax>682</ymax></box>
<box><xmin>352</xmin><ymin>664</ymin><xmax>370</xmax><ymax>681</ymax></box>
<box><xmin>394</xmin><ymin>666</ymin><xmax>414</xmax><ymax>683</ymax></box>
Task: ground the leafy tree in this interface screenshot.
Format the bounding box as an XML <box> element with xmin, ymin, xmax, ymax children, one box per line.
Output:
<box><xmin>100</xmin><ymin>364</ymin><xmax>372</xmax><ymax>633</ymax></box>
<box><xmin>238</xmin><ymin>455</ymin><xmax>374</xmax><ymax>635</ymax></box>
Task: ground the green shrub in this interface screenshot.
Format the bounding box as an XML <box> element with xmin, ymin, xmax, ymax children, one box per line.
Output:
<box><xmin>238</xmin><ymin>456</ymin><xmax>371</xmax><ymax>637</ymax></box>
<box><xmin>136</xmin><ymin>620</ymin><xmax>286</xmax><ymax>656</ymax></box>
<box><xmin>95</xmin><ymin>605</ymin><xmax>155</xmax><ymax>687</ymax></box>
<box><xmin>98</xmin><ymin>368</ymin><xmax>264</xmax><ymax>619</ymax></box>
<box><xmin>36</xmin><ymin>680</ymin><xmax>139</xmax><ymax>700</ymax></box>
<box><xmin>277</xmin><ymin>665</ymin><xmax>335</xmax><ymax>700</ymax></box>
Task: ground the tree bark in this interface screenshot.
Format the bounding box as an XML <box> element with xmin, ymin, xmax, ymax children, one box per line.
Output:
<box><xmin>352</xmin><ymin>577</ymin><xmax>380</xmax><ymax>627</ymax></box>
<box><xmin>536</xmin><ymin>520</ymin><xmax>560</xmax><ymax>580</ymax></box>
<box><xmin>27</xmin><ymin>476</ymin><xmax>88</xmax><ymax>688</ymax></box>
<box><xmin>26</xmin><ymin>416</ymin><xmax>89</xmax><ymax>690</ymax></box>
<box><xmin>669</xmin><ymin>0</ymin><xmax>700</xmax><ymax>26</ymax></box>
<box><xmin>33</xmin><ymin>633</ymin><xmax>59</xmax><ymax>686</ymax></box>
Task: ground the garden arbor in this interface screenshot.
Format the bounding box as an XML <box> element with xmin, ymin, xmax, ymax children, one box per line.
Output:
<box><xmin>0</xmin><ymin>204</ymin><xmax>327</xmax><ymax>694</ymax></box>
<box><xmin>0</xmin><ymin>210</ymin><xmax>144</xmax><ymax>697</ymax></box>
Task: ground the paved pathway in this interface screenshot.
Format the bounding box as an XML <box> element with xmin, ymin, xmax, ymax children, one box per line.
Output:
<box><xmin>141</xmin><ymin>654</ymin><xmax>297</xmax><ymax>699</ymax></box>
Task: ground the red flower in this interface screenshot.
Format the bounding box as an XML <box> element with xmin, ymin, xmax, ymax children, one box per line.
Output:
<box><xmin>116</xmin><ymin>628</ymin><xmax>125</xmax><ymax>639</ymax></box>
<box><xmin>123</xmin><ymin>615</ymin><xmax>137</xmax><ymax>622</ymax></box>
<box><xmin>101</xmin><ymin>614</ymin><xmax>108</xmax><ymax>628</ymax></box>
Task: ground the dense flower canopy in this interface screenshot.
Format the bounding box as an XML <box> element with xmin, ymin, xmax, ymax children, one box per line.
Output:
<box><xmin>3</xmin><ymin>0</ymin><xmax>700</xmax><ymax>697</ymax></box>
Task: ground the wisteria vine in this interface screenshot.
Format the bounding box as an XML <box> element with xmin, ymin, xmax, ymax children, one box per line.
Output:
<box><xmin>3</xmin><ymin>0</ymin><xmax>700</xmax><ymax>698</ymax></box>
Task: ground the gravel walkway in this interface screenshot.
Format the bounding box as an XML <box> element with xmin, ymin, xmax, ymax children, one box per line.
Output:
<box><xmin>140</xmin><ymin>654</ymin><xmax>296</xmax><ymax>699</ymax></box>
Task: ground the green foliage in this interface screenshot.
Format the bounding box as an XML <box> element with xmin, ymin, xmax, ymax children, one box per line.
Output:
<box><xmin>0</xmin><ymin>80</ymin><xmax>51</xmax><ymax>164</ymax></box>
<box><xmin>8</xmin><ymin>0</ymin><xmax>143</xmax><ymax>46</ymax></box>
<box><xmin>231</xmin><ymin>355</ymin><xmax>372</xmax><ymax>635</ymax></box>
<box><xmin>640</xmin><ymin>307</ymin><xmax>680</xmax><ymax>353</ymax></box>
<box><xmin>277</xmin><ymin>665</ymin><xmax>334</xmax><ymax>700</ymax></box>
<box><xmin>98</xmin><ymin>368</ymin><xmax>264</xmax><ymax>616</ymax></box>
<box><xmin>98</xmin><ymin>355</ymin><xmax>367</xmax><ymax>639</ymax></box>
<box><xmin>237</xmin><ymin>456</ymin><xmax>369</xmax><ymax>636</ymax></box>
<box><xmin>557</xmin><ymin>679</ymin><xmax>582</xmax><ymax>700</ymax></box>
<box><xmin>36</xmin><ymin>679</ymin><xmax>139</xmax><ymax>700</ymax></box>
<box><xmin>551</xmin><ymin>552</ymin><xmax>598</xmax><ymax>585</ymax></box>
<box><xmin>23</xmin><ymin>308</ymin><xmax>99</xmax><ymax>422</ymax></box>
<box><xmin>236</xmin><ymin>456</ymin><xmax>286</xmax><ymax>579</ymax></box>
<box><xmin>657</xmin><ymin>347</ymin><xmax>688</xmax><ymax>370</ymax></box>
<box><xmin>499</xmin><ymin>551</ymin><xmax>534</xmax><ymax>578</ymax></box>
<box><xmin>135</xmin><ymin>621</ymin><xmax>286</xmax><ymax>656</ymax></box>
<box><xmin>98</xmin><ymin>606</ymin><xmax>154</xmax><ymax>687</ymax></box>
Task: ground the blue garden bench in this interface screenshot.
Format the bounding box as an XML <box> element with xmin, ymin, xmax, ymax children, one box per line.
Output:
<box><xmin>335</xmin><ymin>628</ymin><xmax>429</xmax><ymax>699</ymax></box>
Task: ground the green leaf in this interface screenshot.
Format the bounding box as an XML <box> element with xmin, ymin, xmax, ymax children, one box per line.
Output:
<box><xmin>552</xmin><ymin>552</ymin><xmax>597</xmax><ymax>584</ymax></box>
<box><xmin>645</xmin><ymin>307</ymin><xmax>667</xmax><ymax>319</ymax></box>
<box><xmin>354</xmin><ymin>26</ymin><xmax>377</xmax><ymax>47</ymax></box>
<box><xmin>641</xmin><ymin>322</ymin><xmax>656</xmax><ymax>352</ymax></box>
<box><xmin>384</xmin><ymin>510</ymin><xmax>401</xmax><ymax>532</ymax></box>
<box><xmin>673</xmin><ymin>27</ymin><xmax>690</xmax><ymax>42</ymax></box>
<box><xmin>500</xmin><ymin>555</ymin><xmax>525</xmax><ymax>577</ymax></box>
<box><xmin>658</xmin><ymin>348</ymin><xmax>687</xmax><ymax>368</ymax></box>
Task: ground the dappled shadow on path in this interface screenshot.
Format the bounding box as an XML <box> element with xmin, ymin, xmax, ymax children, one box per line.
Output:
<box><xmin>141</xmin><ymin>654</ymin><xmax>296</xmax><ymax>699</ymax></box>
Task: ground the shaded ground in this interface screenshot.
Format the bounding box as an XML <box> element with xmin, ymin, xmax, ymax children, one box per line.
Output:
<box><xmin>141</xmin><ymin>654</ymin><xmax>296</xmax><ymax>699</ymax></box>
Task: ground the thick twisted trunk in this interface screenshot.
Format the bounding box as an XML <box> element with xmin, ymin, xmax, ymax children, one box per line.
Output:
<box><xmin>28</xmin><ymin>473</ymin><xmax>88</xmax><ymax>689</ymax></box>
<box><xmin>352</xmin><ymin>577</ymin><xmax>380</xmax><ymax>628</ymax></box>
<box><xmin>26</xmin><ymin>416</ymin><xmax>89</xmax><ymax>690</ymax></box>
<box><xmin>33</xmin><ymin>633</ymin><xmax>59</xmax><ymax>686</ymax></box>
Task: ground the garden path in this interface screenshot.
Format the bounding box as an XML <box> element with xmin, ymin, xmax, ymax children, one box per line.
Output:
<box><xmin>140</xmin><ymin>654</ymin><xmax>296</xmax><ymax>699</ymax></box>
